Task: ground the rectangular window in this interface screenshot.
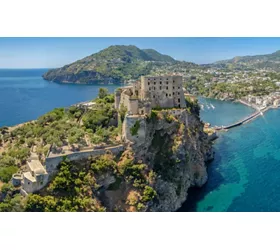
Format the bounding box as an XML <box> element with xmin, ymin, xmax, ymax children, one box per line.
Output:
<box><xmin>153</xmin><ymin>95</ymin><xmax>155</xmax><ymax>98</ymax></box>
<box><xmin>178</xmin><ymin>92</ymin><xmax>180</xmax><ymax>95</ymax></box>
<box><xmin>173</xmin><ymin>80</ymin><xmax>175</xmax><ymax>83</ymax></box>
<box><xmin>166</xmin><ymin>81</ymin><xmax>168</xmax><ymax>84</ymax></box>
<box><xmin>148</xmin><ymin>82</ymin><xmax>150</xmax><ymax>85</ymax></box>
<box><xmin>166</xmin><ymin>93</ymin><xmax>168</xmax><ymax>97</ymax></box>
<box><xmin>169</xmin><ymin>94</ymin><xmax>171</xmax><ymax>97</ymax></box>
<box><xmin>154</xmin><ymin>82</ymin><xmax>156</xmax><ymax>85</ymax></box>
<box><xmin>160</xmin><ymin>81</ymin><xmax>162</xmax><ymax>84</ymax></box>
<box><xmin>166</xmin><ymin>86</ymin><xmax>168</xmax><ymax>90</ymax></box>
<box><xmin>173</xmin><ymin>92</ymin><xmax>175</xmax><ymax>95</ymax></box>
<box><xmin>173</xmin><ymin>86</ymin><xmax>174</xmax><ymax>89</ymax></box>
<box><xmin>154</xmin><ymin>87</ymin><xmax>156</xmax><ymax>90</ymax></box>
<box><xmin>149</xmin><ymin>87</ymin><xmax>151</xmax><ymax>90</ymax></box>
<box><xmin>160</xmin><ymin>86</ymin><xmax>162</xmax><ymax>90</ymax></box>
<box><xmin>178</xmin><ymin>87</ymin><xmax>180</xmax><ymax>89</ymax></box>
<box><xmin>178</xmin><ymin>98</ymin><xmax>180</xmax><ymax>102</ymax></box>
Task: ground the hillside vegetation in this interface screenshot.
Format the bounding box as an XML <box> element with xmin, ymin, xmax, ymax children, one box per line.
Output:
<box><xmin>0</xmin><ymin>90</ymin><xmax>213</xmax><ymax>212</ymax></box>
<box><xmin>214</xmin><ymin>50</ymin><xmax>280</xmax><ymax>71</ymax></box>
<box><xmin>0</xmin><ymin>89</ymin><xmax>119</xmax><ymax>185</ymax></box>
<box><xmin>43</xmin><ymin>45</ymin><xmax>180</xmax><ymax>84</ymax></box>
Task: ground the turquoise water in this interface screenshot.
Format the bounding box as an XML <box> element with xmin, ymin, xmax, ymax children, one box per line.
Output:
<box><xmin>180</xmin><ymin>97</ymin><xmax>280</xmax><ymax>212</ymax></box>
<box><xmin>0</xmin><ymin>69</ymin><xmax>119</xmax><ymax>127</ymax></box>
<box><xmin>197</xmin><ymin>96</ymin><xmax>255</xmax><ymax>126</ymax></box>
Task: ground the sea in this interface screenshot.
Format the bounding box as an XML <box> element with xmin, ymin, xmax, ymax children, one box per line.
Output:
<box><xmin>2</xmin><ymin>69</ymin><xmax>280</xmax><ymax>212</ymax></box>
<box><xmin>0</xmin><ymin>69</ymin><xmax>118</xmax><ymax>127</ymax></box>
<box><xmin>179</xmin><ymin>97</ymin><xmax>280</xmax><ymax>212</ymax></box>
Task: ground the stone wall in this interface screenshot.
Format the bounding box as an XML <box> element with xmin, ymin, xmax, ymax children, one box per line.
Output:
<box><xmin>140</xmin><ymin>76</ymin><xmax>186</xmax><ymax>108</ymax></box>
<box><xmin>122</xmin><ymin>115</ymin><xmax>146</xmax><ymax>144</ymax></box>
<box><xmin>45</xmin><ymin>145</ymin><xmax>124</xmax><ymax>178</ymax></box>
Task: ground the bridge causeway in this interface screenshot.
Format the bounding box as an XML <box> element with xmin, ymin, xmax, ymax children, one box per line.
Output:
<box><xmin>214</xmin><ymin>110</ymin><xmax>262</xmax><ymax>131</ymax></box>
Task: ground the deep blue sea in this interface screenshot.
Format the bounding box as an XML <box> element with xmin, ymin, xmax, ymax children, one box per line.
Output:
<box><xmin>0</xmin><ymin>69</ymin><xmax>119</xmax><ymax>127</ymax></box>
<box><xmin>2</xmin><ymin>69</ymin><xmax>280</xmax><ymax>212</ymax></box>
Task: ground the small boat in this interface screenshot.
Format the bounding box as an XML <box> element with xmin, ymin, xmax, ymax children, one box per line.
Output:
<box><xmin>210</xmin><ymin>103</ymin><xmax>215</xmax><ymax>109</ymax></box>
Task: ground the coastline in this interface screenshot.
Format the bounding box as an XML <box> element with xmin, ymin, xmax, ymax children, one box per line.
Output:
<box><xmin>198</xmin><ymin>95</ymin><xmax>279</xmax><ymax>131</ymax></box>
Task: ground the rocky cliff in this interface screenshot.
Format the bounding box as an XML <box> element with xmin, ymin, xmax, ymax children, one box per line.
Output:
<box><xmin>23</xmin><ymin>108</ymin><xmax>213</xmax><ymax>212</ymax></box>
<box><xmin>122</xmin><ymin>108</ymin><xmax>213</xmax><ymax>211</ymax></box>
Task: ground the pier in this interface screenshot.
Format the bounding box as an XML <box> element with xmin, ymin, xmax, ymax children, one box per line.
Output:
<box><xmin>213</xmin><ymin>102</ymin><xmax>280</xmax><ymax>131</ymax></box>
<box><xmin>214</xmin><ymin>110</ymin><xmax>262</xmax><ymax>130</ymax></box>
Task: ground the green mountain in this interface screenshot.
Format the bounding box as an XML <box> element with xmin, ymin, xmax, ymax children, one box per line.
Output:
<box><xmin>43</xmin><ymin>45</ymin><xmax>179</xmax><ymax>84</ymax></box>
<box><xmin>214</xmin><ymin>50</ymin><xmax>280</xmax><ymax>70</ymax></box>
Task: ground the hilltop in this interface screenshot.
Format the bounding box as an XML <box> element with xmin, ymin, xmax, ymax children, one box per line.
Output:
<box><xmin>214</xmin><ymin>50</ymin><xmax>280</xmax><ymax>71</ymax></box>
<box><xmin>43</xmin><ymin>45</ymin><xmax>195</xmax><ymax>84</ymax></box>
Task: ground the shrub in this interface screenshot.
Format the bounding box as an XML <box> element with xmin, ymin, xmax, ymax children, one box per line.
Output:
<box><xmin>0</xmin><ymin>166</ymin><xmax>18</xmax><ymax>183</ymax></box>
<box><xmin>25</xmin><ymin>194</ymin><xmax>57</xmax><ymax>212</ymax></box>
<box><xmin>141</xmin><ymin>186</ymin><xmax>157</xmax><ymax>202</ymax></box>
<box><xmin>0</xmin><ymin>183</ymin><xmax>15</xmax><ymax>194</ymax></box>
<box><xmin>165</xmin><ymin>113</ymin><xmax>174</xmax><ymax>123</ymax></box>
<box><xmin>119</xmin><ymin>103</ymin><xmax>127</xmax><ymax>122</ymax></box>
<box><xmin>91</xmin><ymin>154</ymin><xmax>117</xmax><ymax>173</ymax></box>
<box><xmin>98</xmin><ymin>88</ymin><xmax>109</xmax><ymax>99</ymax></box>
<box><xmin>136</xmin><ymin>202</ymin><xmax>145</xmax><ymax>211</ymax></box>
<box><xmin>130</xmin><ymin>120</ymin><xmax>140</xmax><ymax>136</ymax></box>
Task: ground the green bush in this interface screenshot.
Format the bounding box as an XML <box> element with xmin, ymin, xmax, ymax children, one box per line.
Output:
<box><xmin>91</xmin><ymin>154</ymin><xmax>117</xmax><ymax>173</ymax></box>
<box><xmin>98</xmin><ymin>88</ymin><xmax>109</xmax><ymax>99</ymax></box>
<box><xmin>0</xmin><ymin>166</ymin><xmax>18</xmax><ymax>183</ymax></box>
<box><xmin>25</xmin><ymin>194</ymin><xmax>57</xmax><ymax>212</ymax></box>
<box><xmin>130</xmin><ymin>120</ymin><xmax>140</xmax><ymax>136</ymax></box>
<box><xmin>141</xmin><ymin>186</ymin><xmax>157</xmax><ymax>202</ymax></box>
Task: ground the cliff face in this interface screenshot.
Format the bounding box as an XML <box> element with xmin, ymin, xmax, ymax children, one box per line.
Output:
<box><xmin>123</xmin><ymin>109</ymin><xmax>213</xmax><ymax>211</ymax></box>
<box><xmin>19</xmin><ymin>108</ymin><xmax>213</xmax><ymax>212</ymax></box>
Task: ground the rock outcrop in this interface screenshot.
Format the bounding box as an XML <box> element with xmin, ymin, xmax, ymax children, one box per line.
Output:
<box><xmin>122</xmin><ymin>108</ymin><xmax>214</xmax><ymax>211</ymax></box>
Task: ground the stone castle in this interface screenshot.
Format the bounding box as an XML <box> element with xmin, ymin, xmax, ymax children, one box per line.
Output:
<box><xmin>115</xmin><ymin>75</ymin><xmax>186</xmax><ymax>116</ymax></box>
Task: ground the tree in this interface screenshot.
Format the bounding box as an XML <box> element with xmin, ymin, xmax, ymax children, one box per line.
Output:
<box><xmin>25</xmin><ymin>194</ymin><xmax>57</xmax><ymax>212</ymax></box>
<box><xmin>0</xmin><ymin>166</ymin><xmax>18</xmax><ymax>183</ymax></box>
<box><xmin>142</xmin><ymin>186</ymin><xmax>157</xmax><ymax>202</ymax></box>
<box><xmin>98</xmin><ymin>88</ymin><xmax>109</xmax><ymax>99</ymax></box>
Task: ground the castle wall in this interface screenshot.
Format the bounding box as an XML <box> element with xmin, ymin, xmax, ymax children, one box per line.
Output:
<box><xmin>119</xmin><ymin>91</ymin><xmax>130</xmax><ymax>111</ymax></box>
<box><xmin>122</xmin><ymin>115</ymin><xmax>146</xmax><ymax>144</ymax></box>
<box><xmin>114</xmin><ymin>89</ymin><xmax>121</xmax><ymax>109</ymax></box>
<box><xmin>117</xmin><ymin>75</ymin><xmax>185</xmax><ymax>117</ymax></box>
<box><xmin>128</xmin><ymin>99</ymin><xmax>139</xmax><ymax>115</ymax></box>
<box><xmin>45</xmin><ymin>145</ymin><xmax>124</xmax><ymax>178</ymax></box>
<box><xmin>140</xmin><ymin>76</ymin><xmax>185</xmax><ymax>108</ymax></box>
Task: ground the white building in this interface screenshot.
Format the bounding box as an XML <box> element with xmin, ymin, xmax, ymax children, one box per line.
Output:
<box><xmin>22</xmin><ymin>159</ymin><xmax>49</xmax><ymax>194</ymax></box>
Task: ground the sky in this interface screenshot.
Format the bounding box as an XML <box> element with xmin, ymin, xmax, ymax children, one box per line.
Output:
<box><xmin>1</xmin><ymin>37</ymin><xmax>280</xmax><ymax>68</ymax></box>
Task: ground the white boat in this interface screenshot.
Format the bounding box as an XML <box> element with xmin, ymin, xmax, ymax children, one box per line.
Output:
<box><xmin>210</xmin><ymin>103</ymin><xmax>215</xmax><ymax>109</ymax></box>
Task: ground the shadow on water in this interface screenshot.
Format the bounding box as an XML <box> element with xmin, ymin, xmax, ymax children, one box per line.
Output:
<box><xmin>177</xmin><ymin>157</ymin><xmax>225</xmax><ymax>212</ymax></box>
<box><xmin>177</xmin><ymin>134</ymin><xmax>236</xmax><ymax>212</ymax></box>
